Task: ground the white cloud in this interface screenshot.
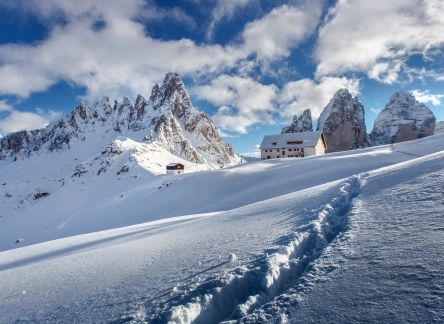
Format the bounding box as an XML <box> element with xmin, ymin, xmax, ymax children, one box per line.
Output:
<box><xmin>252</xmin><ymin>144</ymin><xmax>260</xmax><ymax>150</ymax></box>
<box><xmin>410</xmin><ymin>89</ymin><xmax>443</xmax><ymax>106</ymax></box>
<box><xmin>278</xmin><ymin>76</ymin><xmax>361</xmax><ymax>118</ymax></box>
<box><xmin>240</xmin><ymin>2</ymin><xmax>322</xmax><ymax>62</ymax></box>
<box><xmin>0</xmin><ymin>0</ymin><xmax>324</xmax><ymax>104</ymax></box>
<box><xmin>0</xmin><ymin>107</ymin><xmax>62</xmax><ymax>135</ymax></box>
<box><xmin>315</xmin><ymin>0</ymin><xmax>444</xmax><ymax>83</ymax></box>
<box><xmin>193</xmin><ymin>74</ymin><xmax>360</xmax><ymax>134</ymax></box>
<box><xmin>370</xmin><ymin>107</ymin><xmax>382</xmax><ymax>115</ymax></box>
<box><xmin>207</xmin><ymin>0</ymin><xmax>254</xmax><ymax>39</ymax></box>
<box><xmin>240</xmin><ymin>151</ymin><xmax>261</xmax><ymax>158</ymax></box>
<box><xmin>0</xmin><ymin>100</ymin><xmax>13</xmax><ymax>112</ymax></box>
<box><xmin>192</xmin><ymin>75</ymin><xmax>278</xmax><ymax>134</ymax></box>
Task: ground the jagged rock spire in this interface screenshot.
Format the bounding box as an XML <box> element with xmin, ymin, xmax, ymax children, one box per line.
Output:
<box><xmin>316</xmin><ymin>89</ymin><xmax>366</xmax><ymax>153</ymax></box>
<box><xmin>282</xmin><ymin>109</ymin><xmax>313</xmax><ymax>134</ymax></box>
<box><xmin>369</xmin><ymin>90</ymin><xmax>436</xmax><ymax>145</ymax></box>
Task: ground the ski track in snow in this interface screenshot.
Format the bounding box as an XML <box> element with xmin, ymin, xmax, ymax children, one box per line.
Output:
<box><xmin>111</xmin><ymin>177</ymin><xmax>363</xmax><ymax>324</ymax></box>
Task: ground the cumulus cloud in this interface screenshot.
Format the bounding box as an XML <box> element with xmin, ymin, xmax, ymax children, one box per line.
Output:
<box><xmin>252</xmin><ymin>144</ymin><xmax>260</xmax><ymax>150</ymax></box>
<box><xmin>0</xmin><ymin>105</ymin><xmax>62</xmax><ymax>135</ymax></box>
<box><xmin>240</xmin><ymin>2</ymin><xmax>322</xmax><ymax>62</ymax></box>
<box><xmin>207</xmin><ymin>0</ymin><xmax>254</xmax><ymax>39</ymax></box>
<box><xmin>0</xmin><ymin>100</ymin><xmax>13</xmax><ymax>112</ymax></box>
<box><xmin>410</xmin><ymin>89</ymin><xmax>443</xmax><ymax>106</ymax></box>
<box><xmin>278</xmin><ymin>76</ymin><xmax>361</xmax><ymax>118</ymax></box>
<box><xmin>193</xmin><ymin>74</ymin><xmax>360</xmax><ymax>134</ymax></box>
<box><xmin>192</xmin><ymin>75</ymin><xmax>278</xmax><ymax>134</ymax></box>
<box><xmin>315</xmin><ymin>0</ymin><xmax>444</xmax><ymax>83</ymax></box>
<box><xmin>0</xmin><ymin>0</ymin><xmax>324</xmax><ymax>104</ymax></box>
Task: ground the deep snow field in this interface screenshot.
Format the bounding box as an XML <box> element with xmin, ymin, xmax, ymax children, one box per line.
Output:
<box><xmin>0</xmin><ymin>134</ymin><xmax>443</xmax><ymax>323</ymax></box>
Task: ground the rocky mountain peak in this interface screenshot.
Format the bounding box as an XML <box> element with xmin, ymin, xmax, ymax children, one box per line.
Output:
<box><xmin>0</xmin><ymin>72</ymin><xmax>241</xmax><ymax>169</ymax></box>
<box><xmin>317</xmin><ymin>89</ymin><xmax>367</xmax><ymax>153</ymax></box>
<box><xmin>369</xmin><ymin>91</ymin><xmax>436</xmax><ymax>145</ymax></box>
<box><xmin>282</xmin><ymin>109</ymin><xmax>313</xmax><ymax>133</ymax></box>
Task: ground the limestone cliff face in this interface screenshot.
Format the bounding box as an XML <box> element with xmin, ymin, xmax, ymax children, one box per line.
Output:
<box><xmin>282</xmin><ymin>109</ymin><xmax>313</xmax><ymax>133</ymax></box>
<box><xmin>369</xmin><ymin>91</ymin><xmax>436</xmax><ymax>145</ymax></box>
<box><xmin>316</xmin><ymin>89</ymin><xmax>367</xmax><ymax>153</ymax></box>
<box><xmin>0</xmin><ymin>73</ymin><xmax>241</xmax><ymax>168</ymax></box>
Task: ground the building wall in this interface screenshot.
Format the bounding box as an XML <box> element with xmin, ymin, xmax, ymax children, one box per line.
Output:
<box><xmin>167</xmin><ymin>170</ymin><xmax>184</xmax><ymax>174</ymax></box>
<box><xmin>315</xmin><ymin>137</ymin><xmax>326</xmax><ymax>155</ymax></box>
<box><xmin>304</xmin><ymin>146</ymin><xmax>316</xmax><ymax>157</ymax></box>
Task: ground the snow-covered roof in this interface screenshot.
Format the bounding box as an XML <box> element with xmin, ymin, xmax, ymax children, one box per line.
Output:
<box><xmin>259</xmin><ymin>131</ymin><xmax>324</xmax><ymax>149</ymax></box>
<box><xmin>166</xmin><ymin>163</ymin><xmax>184</xmax><ymax>167</ymax></box>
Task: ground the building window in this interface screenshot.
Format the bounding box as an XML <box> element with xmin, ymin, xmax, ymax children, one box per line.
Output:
<box><xmin>277</xmin><ymin>155</ymin><xmax>280</xmax><ymax>158</ymax></box>
<box><xmin>289</xmin><ymin>149</ymin><xmax>292</xmax><ymax>151</ymax></box>
<box><xmin>272</xmin><ymin>142</ymin><xmax>278</xmax><ymax>145</ymax></box>
<box><xmin>267</xmin><ymin>156</ymin><xmax>270</xmax><ymax>159</ymax></box>
<box><xmin>265</xmin><ymin>149</ymin><xmax>268</xmax><ymax>152</ymax></box>
<box><xmin>277</xmin><ymin>149</ymin><xmax>280</xmax><ymax>152</ymax></box>
<box><xmin>287</xmin><ymin>141</ymin><xmax>303</xmax><ymax>145</ymax></box>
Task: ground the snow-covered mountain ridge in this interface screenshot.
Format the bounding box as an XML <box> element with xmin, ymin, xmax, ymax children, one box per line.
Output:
<box><xmin>0</xmin><ymin>72</ymin><xmax>240</xmax><ymax>169</ymax></box>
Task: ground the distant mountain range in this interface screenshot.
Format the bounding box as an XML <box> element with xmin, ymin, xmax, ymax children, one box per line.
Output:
<box><xmin>0</xmin><ymin>72</ymin><xmax>240</xmax><ymax>169</ymax></box>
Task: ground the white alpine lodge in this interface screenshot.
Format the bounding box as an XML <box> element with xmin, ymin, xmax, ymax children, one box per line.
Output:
<box><xmin>166</xmin><ymin>163</ymin><xmax>185</xmax><ymax>174</ymax></box>
<box><xmin>259</xmin><ymin>131</ymin><xmax>326</xmax><ymax>160</ymax></box>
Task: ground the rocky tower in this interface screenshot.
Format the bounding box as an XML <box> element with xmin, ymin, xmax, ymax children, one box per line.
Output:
<box><xmin>369</xmin><ymin>91</ymin><xmax>436</xmax><ymax>145</ymax></box>
<box><xmin>316</xmin><ymin>89</ymin><xmax>367</xmax><ymax>153</ymax></box>
<box><xmin>0</xmin><ymin>73</ymin><xmax>241</xmax><ymax>168</ymax></box>
<box><xmin>281</xmin><ymin>109</ymin><xmax>313</xmax><ymax>133</ymax></box>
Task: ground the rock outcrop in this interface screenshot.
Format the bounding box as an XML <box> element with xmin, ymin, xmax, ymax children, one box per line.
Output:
<box><xmin>434</xmin><ymin>121</ymin><xmax>444</xmax><ymax>134</ymax></box>
<box><xmin>369</xmin><ymin>91</ymin><xmax>436</xmax><ymax>145</ymax></box>
<box><xmin>0</xmin><ymin>73</ymin><xmax>241</xmax><ymax>168</ymax></box>
<box><xmin>281</xmin><ymin>109</ymin><xmax>313</xmax><ymax>133</ymax></box>
<box><xmin>316</xmin><ymin>89</ymin><xmax>367</xmax><ymax>153</ymax></box>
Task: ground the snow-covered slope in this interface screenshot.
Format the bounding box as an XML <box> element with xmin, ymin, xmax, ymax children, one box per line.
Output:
<box><xmin>0</xmin><ymin>73</ymin><xmax>240</xmax><ymax>169</ymax></box>
<box><xmin>369</xmin><ymin>90</ymin><xmax>436</xmax><ymax>145</ymax></box>
<box><xmin>0</xmin><ymin>134</ymin><xmax>443</xmax><ymax>323</ymax></box>
<box><xmin>1</xmin><ymin>134</ymin><xmax>443</xmax><ymax>251</ymax></box>
<box><xmin>316</xmin><ymin>89</ymin><xmax>367</xmax><ymax>152</ymax></box>
<box><xmin>434</xmin><ymin>121</ymin><xmax>444</xmax><ymax>134</ymax></box>
<box><xmin>281</xmin><ymin>109</ymin><xmax>313</xmax><ymax>133</ymax></box>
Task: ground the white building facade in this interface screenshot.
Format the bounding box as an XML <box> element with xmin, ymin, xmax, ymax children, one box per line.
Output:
<box><xmin>259</xmin><ymin>132</ymin><xmax>326</xmax><ymax>160</ymax></box>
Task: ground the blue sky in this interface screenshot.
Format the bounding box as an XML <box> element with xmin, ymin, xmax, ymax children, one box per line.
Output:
<box><xmin>0</xmin><ymin>0</ymin><xmax>443</xmax><ymax>155</ymax></box>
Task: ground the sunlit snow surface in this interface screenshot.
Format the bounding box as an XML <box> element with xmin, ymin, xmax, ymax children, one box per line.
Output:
<box><xmin>0</xmin><ymin>135</ymin><xmax>444</xmax><ymax>323</ymax></box>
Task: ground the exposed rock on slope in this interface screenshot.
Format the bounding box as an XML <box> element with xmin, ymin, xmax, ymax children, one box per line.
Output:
<box><xmin>0</xmin><ymin>73</ymin><xmax>240</xmax><ymax>168</ymax></box>
<box><xmin>282</xmin><ymin>109</ymin><xmax>313</xmax><ymax>133</ymax></box>
<box><xmin>369</xmin><ymin>91</ymin><xmax>436</xmax><ymax>145</ymax></box>
<box><xmin>316</xmin><ymin>89</ymin><xmax>367</xmax><ymax>153</ymax></box>
<box><xmin>434</xmin><ymin>121</ymin><xmax>444</xmax><ymax>134</ymax></box>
